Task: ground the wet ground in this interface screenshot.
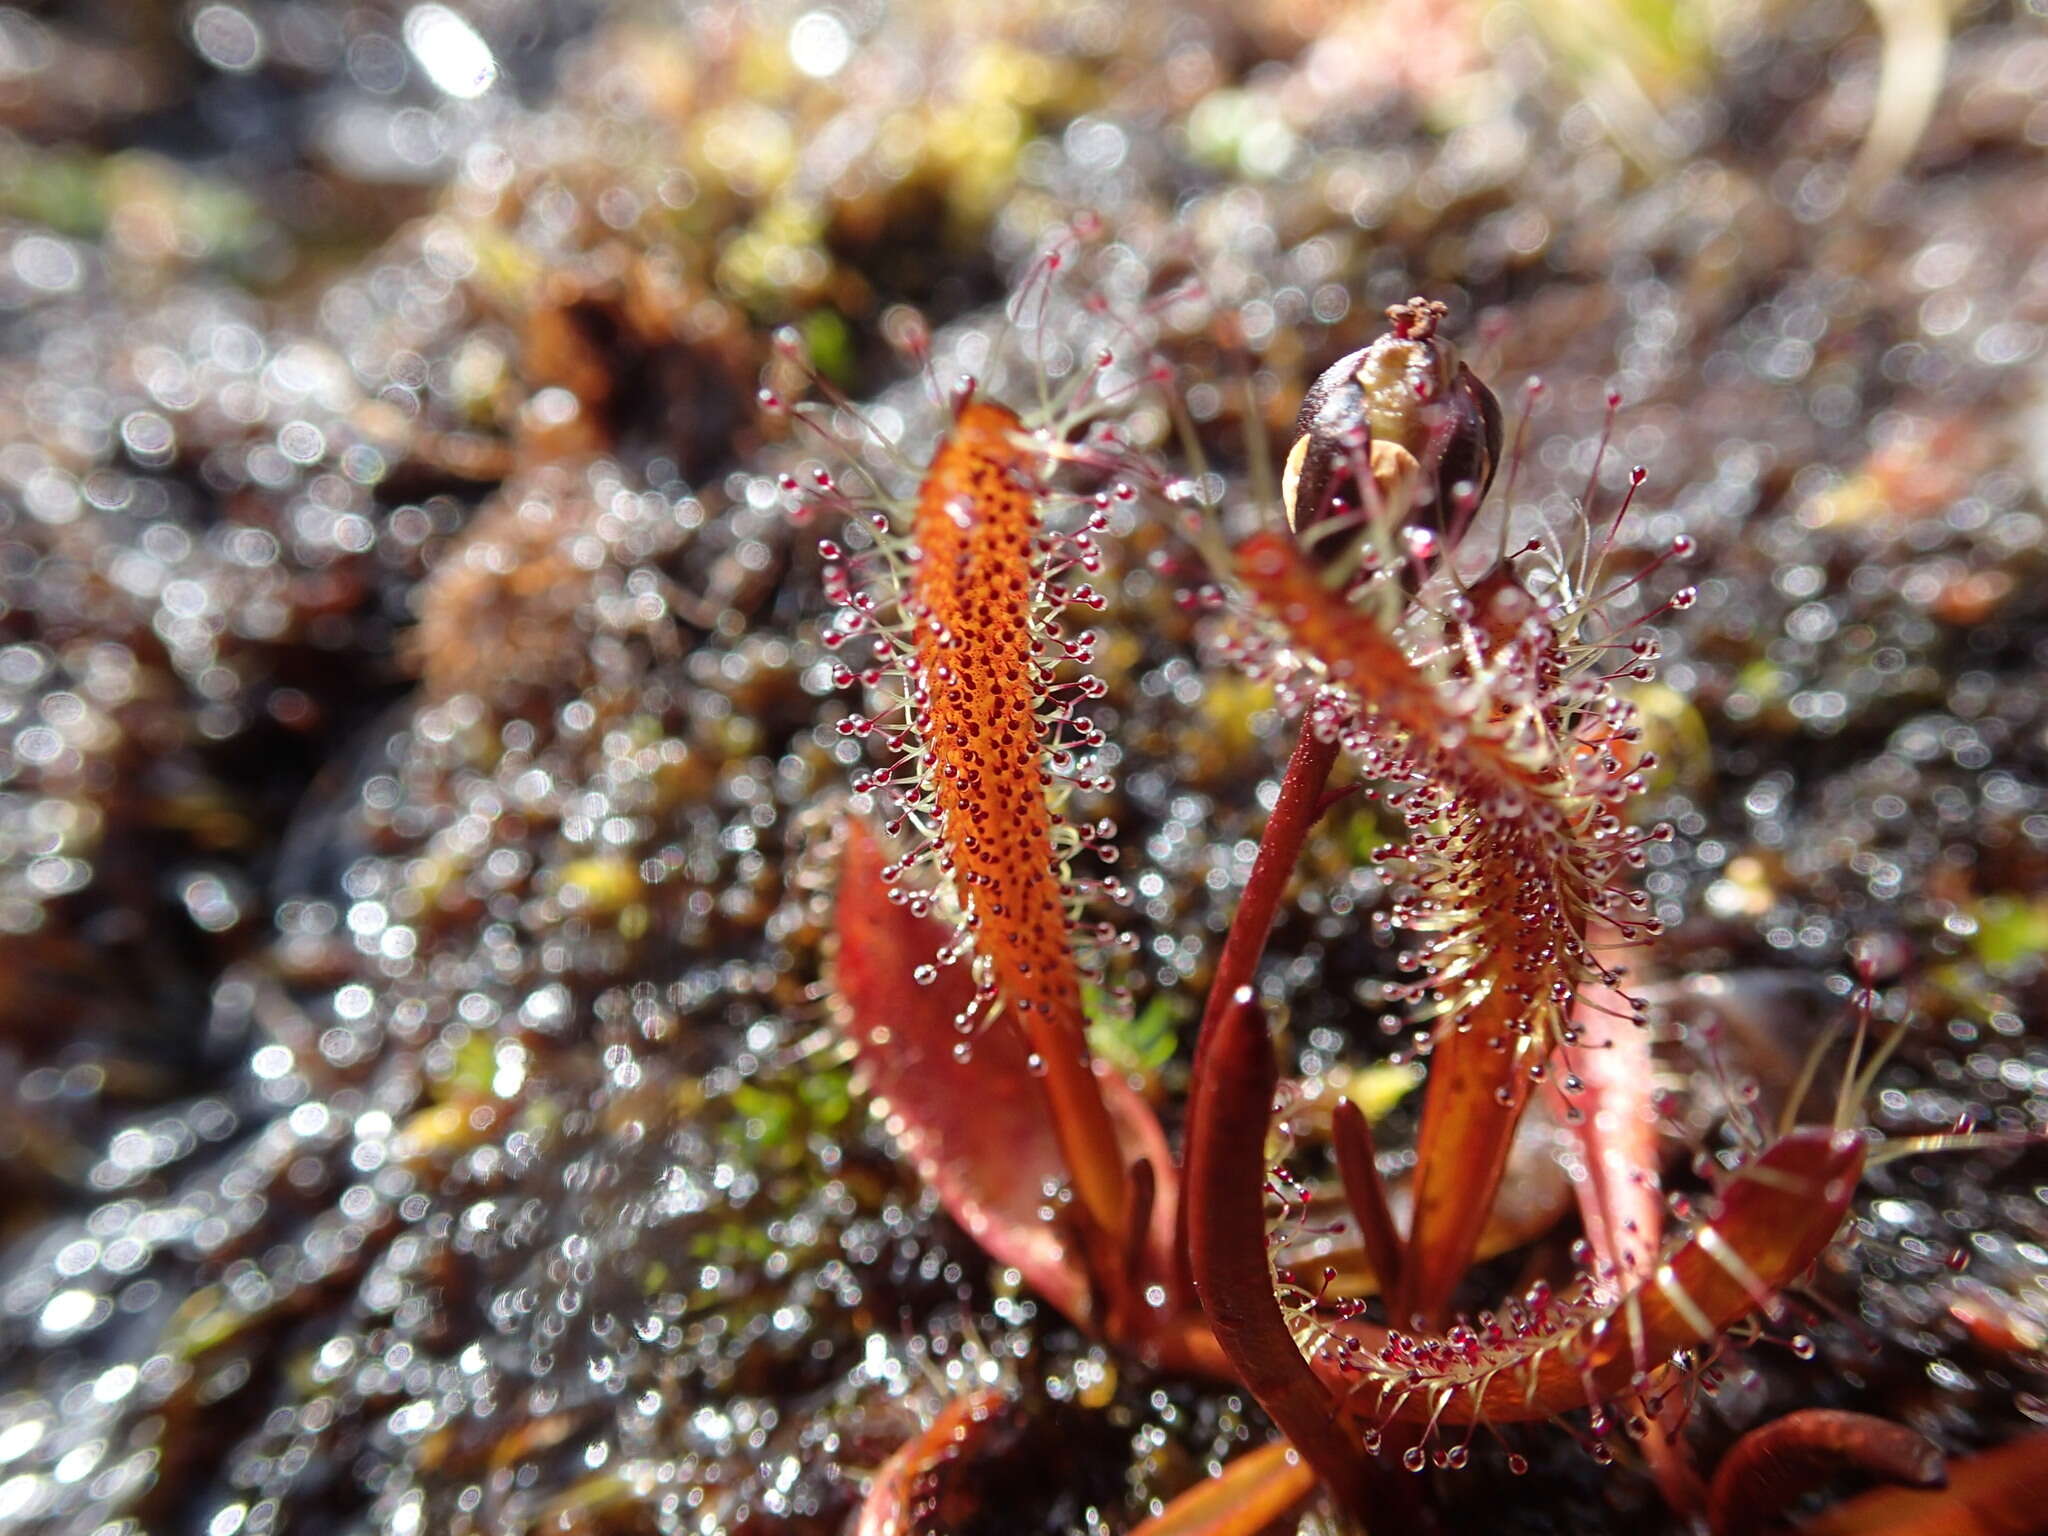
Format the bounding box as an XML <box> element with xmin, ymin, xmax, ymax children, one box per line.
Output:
<box><xmin>1</xmin><ymin>0</ymin><xmax>2045</xmax><ymax>1531</ymax></box>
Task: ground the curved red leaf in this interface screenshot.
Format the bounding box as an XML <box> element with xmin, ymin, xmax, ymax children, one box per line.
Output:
<box><xmin>854</xmin><ymin>1390</ymin><xmax>1017</xmax><ymax>1536</ymax></box>
<box><xmin>834</xmin><ymin>821</ymin><xmax>1093</xmax><ymax>1322</ymax></box>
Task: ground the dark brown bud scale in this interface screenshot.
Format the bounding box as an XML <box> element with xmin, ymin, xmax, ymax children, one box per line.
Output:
<box><xmin>1283</xmin><ymin>297</ymin><xmax>1504</xmax><ymax>548</ymax></box>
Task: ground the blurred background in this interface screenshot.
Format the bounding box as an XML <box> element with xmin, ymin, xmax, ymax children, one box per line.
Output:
<box><xmin>0</xmin><ymin>1</ymin><xmax>2045</xmax><ymax>1533</ymax></box>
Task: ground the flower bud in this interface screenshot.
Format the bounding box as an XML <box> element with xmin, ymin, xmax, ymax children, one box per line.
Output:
<box><xmin>1282</xmin><ymin>297</ymin><xmax>1503</xmax><ymax>547</ymax></box>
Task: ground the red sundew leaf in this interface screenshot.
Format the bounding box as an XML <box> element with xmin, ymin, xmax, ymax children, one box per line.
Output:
<box><xmin>1398</xmin><ymin>1025</ymin><xmax>1534</xmax><ymax>1326</ymax></box>
<box><xmin>1790</xmin><ymin>1430</ymin><xmax>2048</xmax><ymax>1536</ymax></box>
<box><xmin>1125</xmin><ymin>1441</ymin><xmax>1318</xmax><ymax>1536</ymax></box>
<box><xmin>1549</xmin><ymin>926</ymin><xmax>1701</xmax><ymax>1512</ymax></box>
<box><xmin>1331</xmin><ymin>1099</ymin><xmax>1406</xmax><ymax>1304</ymax></box>
<box><xmin>1236</xmin><ymin>528</ymin><xmax>1611</xmax><ymax>1326</ymax></box>
<box><xmin>854</xmin><ymin>1389</ymin><xmax>1016</xmax><ymax>1536</ymax></box>
<box><xmin>1706</xmin><ymin>1411</ymin><xmax>1945</xmax><ymax>1536</ymax></box>
<box><xmin>908</xmin><ymin>401</ymin><xmax>1129</xmax><ymax>1247</ymax></box>
<box><xmin>834</xmin><ymin>821</ymin><xmax>1091</xmax><ymax>1324</ymax></box>
<box><xmin>1548</xmin><ymin>923</ymin><xmax>1664</xmax><ymax>1285</ymax></box>
<box><xmin>1301</xmin><ymin>1127</ymin><xmax>1867</xmax><ymax>1429</ymax></box>
<box><xmin>834</xmin><ymin>820</ymin><xmax>1194</xmax><ymax>1350</ymax></box>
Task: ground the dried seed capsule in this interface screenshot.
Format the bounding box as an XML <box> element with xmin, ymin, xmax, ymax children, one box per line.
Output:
<box><xmin>1282</xmin><ymin>297</ymin><xmax>1503</xmax><ymax>545</ymax></box>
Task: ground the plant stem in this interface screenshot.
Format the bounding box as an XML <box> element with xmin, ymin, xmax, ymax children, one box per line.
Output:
<box><xmin>1191</xmin><ymin>714</ymin><xmax>1339</xmax><ymax>1090</ymax></box>
<box><xmin>1184</xmin><ymin>987</ymin><xmax>1366</xmax><ymax>1518</ymax></box>
<box><xmin>1176</xmin><ymin>712</ymin><xmax>1337</xmax><ymax>1289</ymax></box>
<box><xmin>1183</xmin><ymin>992</ymin><xmax>1437</xmax><ymax>1531</ymax></box>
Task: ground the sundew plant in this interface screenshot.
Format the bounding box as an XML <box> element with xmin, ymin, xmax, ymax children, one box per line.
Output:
<box><xmin>802</xmin><ymin>248</ymin><xmax>2039</xmax><ymax>1533</ymax></box>
<box><xmin>2</xmin><ymin>8</ymin><xmax>2046</xmax><ymax>1534</ymax></box>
